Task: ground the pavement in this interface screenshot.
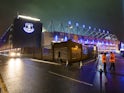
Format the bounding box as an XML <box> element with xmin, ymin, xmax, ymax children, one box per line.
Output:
<box><xmin>93</xmin><ymin>53</ymin><xmax>124</xmax><ymax>93</ymax></box>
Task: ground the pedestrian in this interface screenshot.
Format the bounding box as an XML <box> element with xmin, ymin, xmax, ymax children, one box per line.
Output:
<box><xmin>102</xmin><ymin>52</ymin><xmax>107</xmax><ymax>72</ymax></box>
<box><xmin>109</xmin><ymin>52</ymin><xmax>116</xmax><ymax>71</ymax></box>
<box><xmin>58</xmin><ymin>51</ymin><xmax>62</xmax><ymax>63</ymax></box>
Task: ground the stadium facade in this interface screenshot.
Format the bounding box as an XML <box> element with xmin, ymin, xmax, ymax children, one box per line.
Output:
<box><xmin>42</xmin><ymin>21</ymin><xmax>119</xmax><ymax>53</ymax></box>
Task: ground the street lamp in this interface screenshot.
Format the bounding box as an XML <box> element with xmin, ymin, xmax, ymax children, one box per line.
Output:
<box><xmin>76</xmin><ymin>22</ymin><xmax>79</xmax><ymax>34</ymax></box>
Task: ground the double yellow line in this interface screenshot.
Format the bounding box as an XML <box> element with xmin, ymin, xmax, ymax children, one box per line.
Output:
<box><xmin>0</xmin><ymin>74</ymin><xmax>8</xmax><ymax>93</ymax></box>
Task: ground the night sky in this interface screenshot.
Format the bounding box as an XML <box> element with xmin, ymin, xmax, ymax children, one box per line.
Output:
<box><xmin>0</xmin><ymin>0</ymin><xmax>123</xmax><ymax>41</ymax></box>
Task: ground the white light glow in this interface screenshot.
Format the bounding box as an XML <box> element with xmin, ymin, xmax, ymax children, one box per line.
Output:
<box><xmin>18</xmin><ymin>15</ymin><xmax>40</xmax><ymax>21</ymax></box>
<box><xmin>8</xmin><ymin>58</ymin><xmax>22</xmax><ymax>73</ymax></box>
<box><xmin>23</xmin><ymin>23</ymin><xmax>34</xmax><ymax>33</ymax></box>
<box><xmin>9</xmin><ymin>52</ymin><xmax>16</xmax><ymax>57</ymax></box>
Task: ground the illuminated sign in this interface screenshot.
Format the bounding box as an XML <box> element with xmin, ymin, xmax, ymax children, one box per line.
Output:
<box><xmin>23</xmin><ymin>23</ymin><xmax>34</xmax><ymax>33</ymax></box>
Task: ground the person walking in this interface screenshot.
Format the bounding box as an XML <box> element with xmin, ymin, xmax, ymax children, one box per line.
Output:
<box><xmin>109</xmin><ymin>52</ymin><xmax>116</xmax><ymax>71</ymax></box>
<box><xmin>58</xmin><ymin>51</ymin><xmax>62</xmax><ymax>63</ymax></box>
<box><xmin>102</xmin><ymin>53</ymin><xmax>107</xmax><ymax>72</ymax></box>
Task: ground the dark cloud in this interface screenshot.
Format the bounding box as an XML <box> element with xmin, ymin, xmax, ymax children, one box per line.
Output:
<box><xmin>0</xmin><ymin>0</ymin><xmax>123</xmax><ymax>41</ymax></box>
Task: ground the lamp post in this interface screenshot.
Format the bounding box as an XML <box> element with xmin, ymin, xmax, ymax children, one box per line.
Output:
<box><xmin>76</xmin><ymin>22</ymin><xmax>79</xmax><ymax>35</ymax></box>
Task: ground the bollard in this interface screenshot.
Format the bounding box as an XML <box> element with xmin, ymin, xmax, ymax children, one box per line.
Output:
<box><xmin>66</xmin><ymin>60</ymin><xmax>69</xmax><ymax>67</ymax></box>
<box><xmin>79</xmin><ymin>61</ymin><xmax>83</xmax><ymax>69</ymax></box>
<box><xmin>98</xmin><ymin>65</ymin><xmax>103</xmax><ymax>73</ymax></box>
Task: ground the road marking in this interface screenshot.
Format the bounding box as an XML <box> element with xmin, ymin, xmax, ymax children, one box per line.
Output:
<box><xmin>83</xmin><ymin>59</ymin><xmax>95</xmax><ymax>65</ymax></box>
<box><xmin>49</xmin><ymin>71</ymin><xmax>93</xmax><ymax>87</ymax></box>
<box><xmin>30</xmin><ymin>59</ymin><xmax>61</xmax><ymax>66</ymax></box>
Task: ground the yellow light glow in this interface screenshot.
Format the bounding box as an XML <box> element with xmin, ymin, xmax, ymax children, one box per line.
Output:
<box><xmin>17</xmin><ymin>53</ymin><xmax>21</xmax><ymax>56</ymax></box>
<box><xmin>72</xmin><ymin>45</ymin><xmax>78</xmax><ymax>50</ymax></box>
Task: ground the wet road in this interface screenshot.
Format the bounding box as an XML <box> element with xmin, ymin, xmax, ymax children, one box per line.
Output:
<box><xmin>0</xmin><ymin>54</ymin><xmax>124</xmax><ymax>93</ymax></box>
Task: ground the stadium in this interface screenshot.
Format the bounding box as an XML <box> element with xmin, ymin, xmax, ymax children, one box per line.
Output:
<box><xmin>0</xmin><ymin>15</ymin><xmax>119</xmax><ymax>64</ymax></box>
